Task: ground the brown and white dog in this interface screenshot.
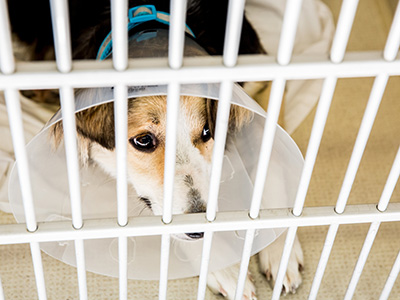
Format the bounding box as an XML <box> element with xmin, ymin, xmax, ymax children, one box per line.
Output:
<box><xmin>9</xmin><ymin>0</ymin><xmax>303</xmax><ymax>298</ymax></box>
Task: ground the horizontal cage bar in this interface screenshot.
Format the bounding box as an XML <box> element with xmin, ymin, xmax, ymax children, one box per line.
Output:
<box><xmin>0</xmin><ymin>52</ymin><xmax>399</xmax><ymax>90</ymax></box>
<box><xmin>0</xmin><ymin>204</ymin><xmax>398</xmax><ymax>245</ymax></box>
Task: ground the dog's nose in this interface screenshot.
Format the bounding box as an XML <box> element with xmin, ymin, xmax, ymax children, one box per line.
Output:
<box><xmin>185</xmin><ymin>232</ymin><xmax>204</xmax><ymax>239</ymax></box>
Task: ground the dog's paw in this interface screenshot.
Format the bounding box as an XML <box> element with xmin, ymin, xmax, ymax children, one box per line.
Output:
<box><xmin>258</xmin><ymin>232</ymin><xmax>304</xmax><ymax>295</ymax></box>
<box><xmin>207</xmin><ymin>264</ymin><xmax>257</xmax><ymax>300</ymax></box>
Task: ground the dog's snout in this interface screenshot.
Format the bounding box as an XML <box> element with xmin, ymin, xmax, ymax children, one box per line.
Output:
<box><xmin>185</xmin><ymin>232</ymin><xmax>204</xmax><ymax>239</ymax></box>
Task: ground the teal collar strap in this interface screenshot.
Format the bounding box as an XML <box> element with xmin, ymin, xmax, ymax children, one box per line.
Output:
<box><xmin>96</xmin><ymin>5</ymin><xmax>196</xmax><ymax>60</ymax></box>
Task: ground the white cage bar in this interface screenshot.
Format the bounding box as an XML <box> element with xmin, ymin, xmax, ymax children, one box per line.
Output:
<box><xmin>114</xmin><ymin>83</ymin><xmax>129</xmax><ymax>300</ymax></box>
<box><xmin>4</xmin><ymin>89</ymin><xmax>37</xmax><ymax>232</ymax></box>
<box><xmin>335</xmin><ymin>73</ymin><xmax>389</xmax><ymax>214</ymax></box>
<box><xmin>206</xmin><ymin>80</ymin><xmax>233</xmax><ymax>222</ymax></box>
<box><xmin>378</xmin><ymin>146</ymin><xmax>400</xmax><ymax>212</ymax></box>
<box><xmin>159</xmin><ymin>234</ymin><xmax>171</xmax><ymax>299</ymax></box>
<box><xmin>111</xmin><ymin>0</ymin><xmax>128</xmax><ymax>71</ymax></box>
<box><xmin>223</xmin><ymin>0</ymin><xmax>245</xmax><ymax>67</ymax></box>
<box><xmin>114</xmin><ymin>84</ymin><xmax>129</xmax><ymax>227</ymax></box>
<box><xmin>292</xmin><ymin>76</ymin><xmax>337</xmax><ymax>216</ymax></box>
<box><xmin>59</xmin><ymin>86</ymin><xmax>83</xmax><ymax>229</ymax></box>
<box><xmin>196</xmin><ymin>231</ymin><xmax>214</xmax><ymax>300</ymax></box>
<box><xmin>74</xmin><ymin>239</ymin><xmax>88</xmax><ymax>300</ymax></box>
<box><xmin>169</xmin><ymin>0</ymin><xmax>187</xmax><ymax>69</ymax></box>
<box><xmin>162</xmin><ymin>82</ymin><xmax>181</xmax><ymax>224</ymax></box>
<box><xmin>49</xmin><ymin>0</ymin><xmax>72</xmax><ymax>73</ymax></box>
<box><xmin>118</xmin><ymin>236</ymin><xmax>128</xmax><ymax>300</ymax></box>
<box><xmin>383</xmin><ymin>0</ymin><xmax>400</xmax><ymax>61</ymax></box>
<box><xmin>307</xmin><ymin>72</ymin><xmax>389</xmax><ymax>299</ymax></box>
<box><xmin>330</xmin><ymin>0</ymin><xmax>359</xmax><ymax>63</ymax></box>
<box><xmin>276</xmin><ymin>0</ymin><xmax>303</xmax><ymax>65</ymax></box>
<box><xmin>380</xmin><ymin>250</ymin><xmax>400</xmax><ymax>300</ymax></box>
<box><xmin>260</xmin><ymin>0</ymin><xmax>305</xmax><ymax>296</ymax></box>
<box><xmin>2</xmin><ymin>53</ymin><xmax>400</xmax><ymax>89</ymax></box>
<box><xmin>30</xmin><ymin>241</ymin><xmax>47</xmax><ymax>300</ymax></box>
<box><xmin>0</xmin><ymin>204</ymin><xmax>398</xmax><ymax>244</ymax></box>
<box><xmin>0</xmin><ymin>0</ymin><xmax>399</xmax><ymax>299</ymax></box>
<box><xmin>344</xmin><ymin>146</ymin><xmax>400</xmax><ymax>299</ymax></box>
<box><xmin>234</xmin><ymin>228</ymin><xmax>256</xmax><ymax>300</ymax></box>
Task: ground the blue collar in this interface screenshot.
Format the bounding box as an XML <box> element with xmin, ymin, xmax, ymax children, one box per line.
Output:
<box><xmin>97</xmin><ymin>5</ymin><xmax>196</xmax><ymax>60</ymax></box>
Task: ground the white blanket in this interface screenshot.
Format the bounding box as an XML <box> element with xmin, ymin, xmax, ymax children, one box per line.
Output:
<box><xmin>246</xmin><ymin>0</ymin><xmax>335</xmax><ymax>133</ymax></box>
<box><xmin>0</xmin><ymin>94</ymin><xmax>54</xmax><ymax>212</ymax></box>
<box><xmin>0</xmin><ymin>0</ymin><xmax>334</xmax><ymax>211</ymax></box>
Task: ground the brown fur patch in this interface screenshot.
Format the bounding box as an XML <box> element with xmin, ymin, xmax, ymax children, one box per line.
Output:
<box><xmin>125</xmin><ymin>95</ymin><xmax>211</xmax><ymax>185</ymax></box>
<box><xmin>50</xmin><ymin>101</ymin><xmax>116</xmax><ymax>151</ymax></box>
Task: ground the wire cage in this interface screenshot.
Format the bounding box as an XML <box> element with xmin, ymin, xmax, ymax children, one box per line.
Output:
<box><xmin>0</xmin><ymin>0</ymin><xmax>399</xmax><ymax>299</ymax></box>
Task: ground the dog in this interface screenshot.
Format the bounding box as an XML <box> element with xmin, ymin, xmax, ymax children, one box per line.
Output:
<box><xmin>8</xmin><ymin>0</ymin><xmax>303</xmax><ymax>298</ymax></box>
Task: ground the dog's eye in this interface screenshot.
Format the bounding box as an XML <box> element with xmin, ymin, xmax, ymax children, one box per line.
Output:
<box><xmin>201</xmin><ymin>123</ymin><xmax>212</xmax><ymax>143</ymax></box>
<box><xmin>130</xmin><ymin>133</ymin><xmax>157</xmax><ymax>152</ymax></box>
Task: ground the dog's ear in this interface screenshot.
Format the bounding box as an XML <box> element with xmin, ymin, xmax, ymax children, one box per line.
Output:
<box><xmin>49</xmin><ymin>101</ymin><xmax>115</xmax><ymax>166</ymax></box>
<box><xmin>206</xmin><ymin>99</ymin><xmax>252</xmax><ymax>138</ymax></box>
<box><xmin>74</xmin><ymin>103</ymin><xmax>115</xmax><ymax>150</ymax></box>
<box><xmin>50</xmin><ymin>120</ymin><xmax>92</xmax><ymax>166</ymax></box>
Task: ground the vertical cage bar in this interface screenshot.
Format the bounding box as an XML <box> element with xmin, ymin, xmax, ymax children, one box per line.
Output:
<box><xmin>251</xmin><ymin>4</ymin><xmax>302</xmax><ymax>295</ymax></box>
<box><xmin>234</xmin><ymin>229</ymin><xmax>255</xmax><ymax>300</ymax></box>
<box><xmin>30</xmin><ymin>242</ymin><xmax>47</xmax><ymax>300</ymax></box>
<box><xmin>330</xmin><ymin>0</ymin><xmax>360</xmax><ymax>63</ymax></box>
<box><xmin>379</xmin><ymin>250</ymin><xmax>400</xmax><ymax>300</ymax></box>
<box><xmin>197</xmin><ymin>231</ymin><xmax>214</xmax><ymax>300</ymax></box>
<box><xmin>163</xmin><ymin>83</ymin><xmax>180</xmax><ymax>224</ymax></box>
<box><xmin>309</xmin><ymin>74</ymin><xmax>388</xmax><ymax>300</ymax></box>
<box><xmin>344</xmin><ymin>146</ymin><xmax>400</xmax><ymax>299</ymax></box>
<box><xmin>111</xmin><ymin>0</ymin><xmax>128</xmax><ymax>71</ymax></box>
<box><xmin>344</xmin><ymin>221</ymin><xmax>380</xmax><ymax>300</ymax></box>
<box><xmin>114</xmin><ymin>84</ymin><xmax>128</xmax><ymax>226</ymax></box>
<box><xmin>271</xmin><ymin>226</ymin><xmax>298</xmax><ymax>300</ymax></box>
<box><xmin>119</xmin><ymin>236</ymin><xmax>128</xmax><ymax>300</ymax></box>
<box><xmin>223</xmin><ymin>0</ymin><xmax>245</xmax><ymax>67</ymax></box>
<box><xmin>206</xmin><ymin>80</ymin><xmax>233</xmax><ymax>222</ymax></box>
<box><xmin>308</xmin><ymin>223</ymin><xmax>340</xmax><ymax>300</ymax></box>
<box><xmin>293</xmin><ymin>76</ymin><xmax>337</xmax><ymax>216</ymax></box>
<box><xmin>75</xmin><ymin>239</ymin><xmax>87</xmax><ymax>300</ymax></box>
<box><xmin>336</xmin><ymin>74</ymin><xmax>389</xmax><ymax>214</ymax></box>
<box><xmin>377</xmin><ymin>146</ymin><xmax>400</xmax><ymax>212</ymax></box>
<box><xmin>159</xmin><ymin>234</ymin><xmax>171</xmax><ymax>300</ymax></box>
<box><xmin>0</xmin><ymin>0</ymin><xmax>15</xmax><ymax>74</ymax></box>
<box><xmin>4</xmin><ymin>89</ymin><xmax>37</xmax><ymax>231</ymax></box>
<box><xmin>169</xmin><ymin>0</ymin><xmax>187</xmax><ymax>69</ymax></box>
<box><xmin>49</xmin><ymin>0</ymin><xmax>72</xmax><ymax>73</ymax></box>
<box><xmin>277</xmin><ymin>0</ymin><xmax>303</xmax><ymax>65</ymax></box>
<box><xmin>383</xmin><ymin>0</ymin><xmax>400</xmax><ymax>61</ymax></box>
<box><xmin>249</xmin><ymin>78</ymin><xmax>286</xmax><ymax>219</ymax></box>
<box><xmin>59</xmin><ymin>87</ymin><xmax>82</xmax><ymax>229</ymax></box>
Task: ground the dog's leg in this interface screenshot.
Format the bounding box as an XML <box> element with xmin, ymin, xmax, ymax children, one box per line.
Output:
<box><xmin>258</xmin><ymin>231</ymin><xmax>304</xmax><ymax>295</ymax></box>
<box><xmin>207</xmin><ymin>264</ymin><xmax>257</xmax><ymax>300</ymax></box>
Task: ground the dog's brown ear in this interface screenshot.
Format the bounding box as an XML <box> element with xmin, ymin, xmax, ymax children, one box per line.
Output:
<box><xmin>50</xmin><ymin>120</ymin><xmax>92</xmax><ymax>166</ymax></box>
<box><xmin>74</xmin><ymin>103</ymin><xmax>116</xmax><ymax>150</ymax></box>
<box><xmin>206</xmin><ymin>99</ymin><xmax>252</xmax><ymax>138</ymax></box>
<box><xmin>50</xmin><ymin>121</ymin><xmax>64</xmax><ymax>149</ymax></box>
<box><xmin>50</xmin><ymin>102</ymin><xmax>115</xmax><ymax>151</ymax></box>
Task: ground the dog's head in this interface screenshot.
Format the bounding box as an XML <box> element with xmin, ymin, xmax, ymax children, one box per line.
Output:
<box><xmin>52</xmin><ymin>92</ymin><xmax>251</xmax><ymax>239</ymax></box>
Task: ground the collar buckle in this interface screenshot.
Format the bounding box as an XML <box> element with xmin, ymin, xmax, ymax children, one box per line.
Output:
<box><xmin>128</xmin><ymin>5</ymin><xmax>157</xmax><ymax>25</ymax></box>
